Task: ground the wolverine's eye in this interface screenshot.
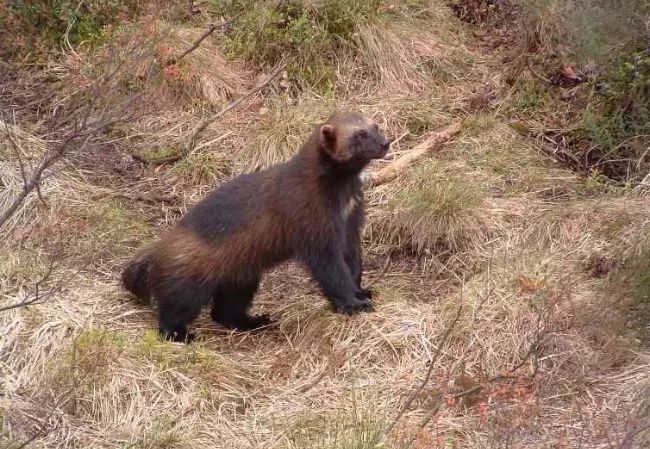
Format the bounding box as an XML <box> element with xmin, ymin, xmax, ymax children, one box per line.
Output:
<box><xmin>357</xmin><ymin>130</ymin><xmax>367</xmax><ymax>139</ymax></box>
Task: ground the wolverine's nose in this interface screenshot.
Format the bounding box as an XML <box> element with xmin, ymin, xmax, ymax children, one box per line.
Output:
<box><xmin>382</xmin><ymin>138</ymin><xmax>393</xmax><ymax>151</ymax></box>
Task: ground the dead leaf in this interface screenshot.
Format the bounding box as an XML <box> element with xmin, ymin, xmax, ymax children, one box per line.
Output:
<box><xmin>518</xmin><ymin>275</ymin><xmax>541</xmax><ymax>292</ymax></box>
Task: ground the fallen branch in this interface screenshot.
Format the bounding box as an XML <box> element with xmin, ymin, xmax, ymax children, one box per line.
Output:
<box><xmin>361</xmin><ymin>121</ymin><xmax>463</xmax><ymax>188</ymax></box>
<box><xmin>134</xmin><ymin>65</ymin><xmax>285</xmax><ymax>165</ymax></box>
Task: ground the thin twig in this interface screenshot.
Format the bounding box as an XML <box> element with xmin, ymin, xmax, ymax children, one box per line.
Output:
<box><xmin>63</xmin><ymin>0</ymin><xmax>85</xmax><ymax>61</ymax></box>
<box><xmin>0</xmin><ymin>263</ymin><xmax>88</xmax><ymax>313</ymax></box>
<box><xmin>0</xmin><ymin>255</ymin><xmax>69</xmax><ymax>313</ymax></box>
<box><xmin>134</xmin><ymin>65</ymin><xmax>285</xmax><ymax>165</ymax></box>
<box><xmin>167</xmin><ymin>12</ymin><xmax>245</xmax><ymax>65</ymax></box>
<box><xmin>384</xmin><ymin>305</ymin><xmax>463</xmax><ymax>437</ymax></box>
<box><xmin>91</xmin><ymin>191</ymin><xmax>179</xmax><ymax>205</ymax></box>
<box><xmin>0</xmin><ymin>89</ymin><xmax>142</xmax><ymax>230</ymax></box>
<box><xmin>398</xmin><ymin>337</ymin><xmax>541</xmax><ymax>449</ymax></box>
<box><xmin>6</xmin><ymin>116</ymin><xmax>47</xmax><ymax>206</ymax></box>
<box><xmin>523</xmin><ymin>25</ymin><xmax>551</xmax><ymax>84</ymax></box>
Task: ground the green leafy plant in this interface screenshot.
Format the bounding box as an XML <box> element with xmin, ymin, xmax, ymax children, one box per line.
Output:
<box><xmin>8</xmin><ymin>0</ymin><xmax>142</xmax><ymax>55</ymax></box>
<box><xmin>214</xmin><ymin>0</ymin><xmax>383</xmax><ymax>91</ymax></box>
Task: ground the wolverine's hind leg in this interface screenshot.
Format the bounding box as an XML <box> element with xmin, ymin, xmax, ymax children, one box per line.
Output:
<box><xmin>154</xmin><ymin>277</ymin><xmax>212</xmax><ymax>342</ymax></box>
<box><xmin>211</xmin><ymin>280</ymin><xmax>272</xmax><ymax>331</ymax></box>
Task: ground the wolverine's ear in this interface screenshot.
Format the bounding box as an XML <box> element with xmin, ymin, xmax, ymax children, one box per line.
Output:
<box><xmin>319</xmin><ymin>124</ymin><xmax>339</xmax><ymax>158</ymax></box>
<box><xmin>319</xmin><ymin>124</ymin><xmax>336</xmax><ymax>149</ymax></box>
<box><xmin>319</xmin><ymin>124</ymin><xmax>350</xmax><ymax>161</ymax></box>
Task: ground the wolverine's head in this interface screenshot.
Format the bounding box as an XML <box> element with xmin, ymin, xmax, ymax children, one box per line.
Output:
<box><xmin>317</xmin><ymin>111</ymin><xmax>391</xmax><ymax>170</ymax></box>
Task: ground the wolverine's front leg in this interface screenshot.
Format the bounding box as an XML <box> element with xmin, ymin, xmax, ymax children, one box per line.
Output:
<box><xmin>343</xmin><ymin>199</ymin><xmax>373</xmax><ymax>301</ymax></box>
<box><xmin>301</xmin><ymin>244</ymin><xmax>374</xmax><ymax>314</ymax></box>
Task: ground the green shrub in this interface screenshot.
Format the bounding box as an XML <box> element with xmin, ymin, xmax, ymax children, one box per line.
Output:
<box><xmin>7</xmin><ymin>0</ymin><xmax>143</xmax><ymax>55</ymax></box>
<box><xmin>578</xmin><ymin>43</ymin><xmax>650</xmax><ymax>180</ymax></box>
<box><xmin>521</xmin><ymin>0</ymin><xmax>648</xmax><ymax>66</ymax></box>
<box><xmin>213</xmin><ymin>0</ymin><xmax>383</xmax><ymax>91</ymax></box>
<box><xmin>520</xmin><ymin>0</ymin><xmax>650</xmax><ymax>182</ymax></box>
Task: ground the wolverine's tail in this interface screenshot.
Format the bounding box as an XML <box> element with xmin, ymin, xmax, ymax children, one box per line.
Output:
<box><xmin>121</xmin><ymin>245</ymin><xmax>155</xmax><ymax>304</ymax></box>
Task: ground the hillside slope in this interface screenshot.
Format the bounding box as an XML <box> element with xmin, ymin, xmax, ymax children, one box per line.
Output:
<box><xmin>1</xmin><ymin>1</ymin><xmax>649</xmax><ymax>448</ymax></box>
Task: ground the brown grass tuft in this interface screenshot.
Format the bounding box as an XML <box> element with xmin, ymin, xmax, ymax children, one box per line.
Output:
<box><xmin>162</xmin><ymin>24</ymin><xmax>249</xmax><ymax>108</ymax></box>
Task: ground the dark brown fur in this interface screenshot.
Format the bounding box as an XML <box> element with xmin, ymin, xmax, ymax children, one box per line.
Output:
<box><xmin>121</xmin><ymin>111</ymin><xmax>390</xmax><ymax>341</ymax></box>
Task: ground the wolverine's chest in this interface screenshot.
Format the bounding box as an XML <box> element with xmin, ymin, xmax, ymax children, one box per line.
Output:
<box><xmin>343</xmin><ymin>193</ymin><xmax>361</xmax><ymax>220</ymax></box>
<box><xmin>339</xmin><ymin>178</ymin><xmax>363</xmax><ymax>222</ymax></box>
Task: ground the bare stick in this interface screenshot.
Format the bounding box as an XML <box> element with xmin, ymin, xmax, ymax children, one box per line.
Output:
<box><xmin>167</xmin><ymin>12</ymin><xmax>244</xmax><ymax>65</ymax></box>
<box><xmin>0</xmin><ymin>103</ymin><xmax>135</xmax><ymax>229</ymax></box>
<box><xmin>5</xmin><ymin>118</ymin><xmax>47</xmax><ymax>206</ymax></box>
<box><xmin>91</xmin><ymin>191</ymin><xmax>179</xmax><ymax>205</ymax></box>
<box><xmin>362</xmin><ymin>121</ymin><xmax>463</xmax><ymax>188</ymax></box>
<box><xmin>0</xmin><ymin>254</ymin><xmax>88</xmax><ymax>313</ymax></box>
<box><xmin>384</xmin><ymin>305</ymin><xmax>463</xmax><ymax>437</ymax></box>
<box><xmin>135</xmin><ymin>65</ymin><xmax>285</xmax><ymax>165</ymax></box>
<box><xmin>523</xmin><ymin>26</ymin><xmax>551</xmax><ymax>84</ymax></box>
<box><xmin>0</xmin><ymin>148</ymin><xmax>60</xmax><ymax>229</ymax></box>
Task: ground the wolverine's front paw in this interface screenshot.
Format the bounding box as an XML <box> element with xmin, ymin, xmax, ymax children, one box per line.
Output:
<box><xmin>246</xmin><ymin>313</ymin><xmax>273</xmax><ymax>330</ymax></box>
<box><xmin>336</xmin><ymin>297</ymin><xmax>374</xmax><ymax>315</ymax></box>
<box><xmin>159</xmin><ymin>328</ymin><xmax>195</xmax><ymax>343</ymax></box>
<box><xmin>355</xmin><ymin>288</ymin><xmax>373</xmax><ymax>301</ymax></box>
<box><xmin>218</xmin><ymin>313</ymin><xmax>274</xmax><ymax>331</ymax></box>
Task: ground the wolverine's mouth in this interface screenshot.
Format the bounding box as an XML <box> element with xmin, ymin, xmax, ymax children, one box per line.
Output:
<box><xmin>376</xmin><ymin>140</ymin><xmax>391</xmax><ymax>158</ymax></box>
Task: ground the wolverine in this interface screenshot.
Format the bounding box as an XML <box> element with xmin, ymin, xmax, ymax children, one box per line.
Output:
<box><xmin>122</xmin><ymin>111</ymin><xmax>391</xmax><ymax>342</ymax></box>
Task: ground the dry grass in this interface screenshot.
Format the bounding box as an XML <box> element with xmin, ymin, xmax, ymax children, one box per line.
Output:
<box><xmin>161</xmin><ymin>23</ymin><xmax>250</xmax><ymax>108</ymax></box>
<box><xmin>2</xmin><ymin>1</ymin><xmax>649</xmax><ymax>448</ymax></box>
<box><xmin>370</xmin><ymin>159</ymin><xmax>495</xmax><ymax>254</ymax></box>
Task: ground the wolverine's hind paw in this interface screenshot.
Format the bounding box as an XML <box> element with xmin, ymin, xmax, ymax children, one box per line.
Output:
<box><xmin>246</xmin><ymin>313</ymin><xmax>273</xmax><ymax>329</ymax></box>
<box><xmin>336</xmin><ymin>297</ymin><xmax>374</xmax><ymax>315</ymax></box>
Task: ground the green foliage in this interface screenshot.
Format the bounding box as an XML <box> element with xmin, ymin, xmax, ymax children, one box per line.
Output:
<box><xmin>510</xmin><ymin>78</ymin><xmax>550</xmax><ymax>115</ymax></box>
<box><xmin>521</xmin><ymin>0</ymin><xmax>650</xmax><ymax>181</ymax></box>
<box><xmin>136</xmin><ymin>330</ymin><xmax>224</xmax><ymax>374</ymax></box>
<box><xmin>173</xmin><ymin>151</ymin><xmax>234</xmax><ymax>185</ymax></box>
<box><xmin>0</xmin><ymin>247</ymin><xmax>50</xmax><ymax>289</ymax></box>
<box><xmin>584</xmin><ymin>169</ymin><xmax>631</xmax><ymax>197</ymax></box>
<box><xmin>521</xmin><ymin>0</ymin><xmax>648</xmax><ymax>66</ymax></box>
<box><xmin>578</xmin><ymin>44</ymin><xmax>650</xmax><ymax>179</ymax></box>
<box><xmin>7</xmin><ymin>0</ymin><xmax>142</xmax><ymax>56</ymax></box>
<box><xmin>124</xmin><ymin>416</ymin><xmax>182</xmax><ymax>449</ymax></box>
<box><xmin>213</xmin><ymin>0</ymin><xmax>383</xmax><ymax>91</ymax></box>
<box><xmin>400</xmin><ymin>171</ymin><xmax>480</xmax><ymax>218</ymax></box>
<box><xmin>85</xmin><ymin>200</ymin><xmax>151</xmax><ymax>255</ymax></box>
<box><xmin>47</xmin><ymin>328</ymin><xmax>126</xmax><ymax>394</ymax></box>
<box><xmin>318</xmin><ymin>0</ymin><xmax>382</xmax><ymax>39</ymax></box>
